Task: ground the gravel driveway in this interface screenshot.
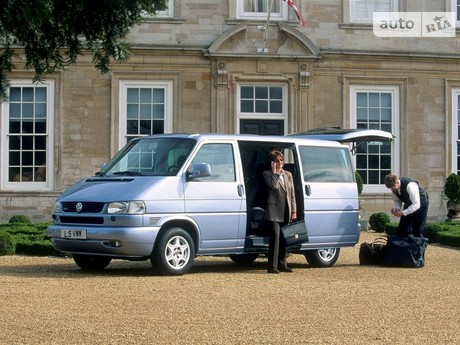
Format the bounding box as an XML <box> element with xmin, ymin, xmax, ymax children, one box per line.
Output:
<box><xmin>1</xmin><ymin>231</ymin><xmax>459</xmax><ymax>345</ymax></box>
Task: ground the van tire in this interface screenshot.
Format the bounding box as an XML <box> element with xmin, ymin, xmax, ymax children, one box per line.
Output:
<box><xmin>152</xmin><ymin>227</ymin><xmax>195</xmax><ymax>276</ymax></box>
<box><xmin>229</xmin><ymin>253</ymin><xmax>259</xmax><ymax>264</ymax></box>
<box><xmin>73</xmin><ymin>254</ymin><xmax>112</xmax><ymax>270</ymax></box>
<box><xmin>304</xmin><ymin>248</ymin><xmax>340</xmax><ymax>267</ymax></box>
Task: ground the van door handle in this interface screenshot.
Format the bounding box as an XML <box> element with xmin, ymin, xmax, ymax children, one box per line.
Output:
<box><xmin>305</xmin><ymin>185</ymin><xmax>311</xmax><ymax>196</ymax></box>
<box><xmin>238</xmin><ymin>184</ymin><xmax>244</xmax><ymax>197</ymax></box>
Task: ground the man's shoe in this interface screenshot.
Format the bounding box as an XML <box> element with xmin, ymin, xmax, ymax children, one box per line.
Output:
<box><xmin>267</xmin><ymin>268</ymin><xmax>280</xmax><ymax>274</ymax></box>
<box><xmin>279</xmin><ymin>266</ymin><xmax>293</xmax><ymax>273</ymax></box>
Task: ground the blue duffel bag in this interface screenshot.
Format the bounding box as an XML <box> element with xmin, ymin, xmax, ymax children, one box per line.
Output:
<box><xmin>382</xmin><ymin>235</ymin><xmax>428</xmax><ymax>268</ymax></box>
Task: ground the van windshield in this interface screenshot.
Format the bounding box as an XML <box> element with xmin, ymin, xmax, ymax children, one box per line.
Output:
<box><xmin>99</xmin><ymin>137</ymin><xmax>196</xmax><ymax>176</ymax></box>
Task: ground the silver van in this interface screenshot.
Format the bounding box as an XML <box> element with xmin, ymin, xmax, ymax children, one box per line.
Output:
<box><xmin>48</xmin><ymin>130</ymin><xmax>392</xmax><ymax>275</ymax></box>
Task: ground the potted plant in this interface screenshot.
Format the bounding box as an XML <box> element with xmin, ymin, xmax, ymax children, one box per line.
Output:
<box><xmin>444</xmin><ymin>173</ymin><xmax>460</xmax><ymax>222</ymax></box>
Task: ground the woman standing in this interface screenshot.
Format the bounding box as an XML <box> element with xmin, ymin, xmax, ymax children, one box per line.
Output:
<box><xmin>263</xmin><ymin>150</ymin><xmax>297</xmax><ymax>274</ymax></box>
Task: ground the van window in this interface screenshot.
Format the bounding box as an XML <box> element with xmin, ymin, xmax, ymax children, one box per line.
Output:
<box><xmin>191</xmin><ymin>144</ymin><xmax>235</xmax><ymax>182</ymax></box>
<box><xmin>300</xmin><ymin>146</ymin><xmax>354</xmax><ymax>183</ymax></box>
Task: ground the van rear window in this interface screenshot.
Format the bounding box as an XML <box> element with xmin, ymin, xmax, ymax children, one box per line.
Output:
<box><xmin>300</xmin><ymin>146</ymin><xmax>354</xmax><ymax>183</ymax></box>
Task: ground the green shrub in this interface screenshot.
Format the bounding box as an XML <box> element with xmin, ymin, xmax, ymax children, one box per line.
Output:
<box><xmin>436</xmin><ymin>231</ymin><xmax>460</xmax><ymax>247</ymax></box>
<box><xmin>0</xmin><ymin>221</ymin><xmax>58</xmax><ymax>256</ymax></box>
<box><xmin>9</xmin><ymin>214</ymin><xmax>31</xmax><ymax>224</ymax></box>
<box><xmin>355</xmin><ymin>171</ymin><xmax>363</xmax><ymax>195</ymax></box>
<box><xmin>385</xmin><ymin>222</ymin><xmax>398</xmax><ymax>235</ymax></box>
<box><xmin>369</xmin><ymin>212</ymin><xmax>391</xmax><ymax>232</ymax></box>
<box><xmin>424</xmin><ymin>222</ymin><xmax>443</xmax><ymax>243</ymax></box>
<box><xmin>444</xmin><ymin>173</ymin><xmax>460</xmax><ymax>203</ymax></box>
<box><xmin>384</xmin><ymin>222</ymin><xmax>447</xmax><ymax>244</ymax></box>
<box><xmin>0</xmin><ymin>231</ymin><xmax>16</xmax><ymax>255</ymax></box>
<box><xmin>15</xmin><ymin>239</ymin><xmax>60</xmax><ymax>256</ymax></box>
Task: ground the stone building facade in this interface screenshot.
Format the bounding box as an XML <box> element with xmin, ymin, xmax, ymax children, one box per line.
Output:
<box><xmin>1</xmin><ymin>0</ymin><xmax>459</xmax><ymax>222</ymax></box>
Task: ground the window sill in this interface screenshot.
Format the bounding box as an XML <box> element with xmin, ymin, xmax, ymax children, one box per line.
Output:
<box><xmin>339</xmin><ymin>23</ymin><xmax>373</xmax><ymax>30</ymax></box>
<box><xmin>142</xmin><ymin>17</ymin><xmax>185</xmax><ymax>24</ymax></box>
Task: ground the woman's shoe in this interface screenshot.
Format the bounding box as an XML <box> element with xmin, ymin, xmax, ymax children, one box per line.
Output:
<box><xmin>267</xmin><ymin>268</ymin><xmax>280</xmax><ymax>274</ymax></box>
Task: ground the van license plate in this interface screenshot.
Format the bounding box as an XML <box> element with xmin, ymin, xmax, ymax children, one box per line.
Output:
<box><xmin>61</xmin><ymin>229</ymin><xmax>87</xmax><ymax>239</ymax></box>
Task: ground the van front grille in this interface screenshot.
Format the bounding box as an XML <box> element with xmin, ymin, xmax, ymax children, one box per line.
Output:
<box><xmin>61</xmin><ymin>202</ymin><xmax>105</xmax><ymax>213</ymax></box>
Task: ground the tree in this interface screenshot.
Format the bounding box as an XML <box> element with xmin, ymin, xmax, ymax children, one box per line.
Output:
<box><xmin>0</xmin><ymin>0</ymin><xmax>167</xmax><ymax>99</ymax></box>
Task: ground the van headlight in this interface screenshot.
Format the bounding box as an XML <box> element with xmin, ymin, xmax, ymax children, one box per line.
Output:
<box><xmin>107</xmin><ymin>201</ymin><xmax>146</xmax><ymax>214</ymax></box>
<box><xmin>54</xmin><ymin>201</ymin><xmax>61</xmax><ymax>213</ymax></box>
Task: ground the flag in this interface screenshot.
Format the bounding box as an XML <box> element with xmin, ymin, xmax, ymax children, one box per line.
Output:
<box><xmin>283</xmin><ymin>0</ymin><xmax>307</xmax><ymax>26</ymax></box>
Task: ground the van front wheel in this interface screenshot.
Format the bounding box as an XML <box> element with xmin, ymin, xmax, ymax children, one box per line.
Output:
<box><xmin>152</xmin><ymin>227</ymin><xmax>195</xmax><ymax>276</ymax></box>
<box><xmin>304</xmin><ymin>248</ymin><xmax>340</xmax><ymax>267</ymax></box>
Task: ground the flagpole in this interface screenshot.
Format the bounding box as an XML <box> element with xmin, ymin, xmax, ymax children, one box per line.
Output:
<box><xmin>263</xmin><ymin>0</ymin><xmax>274</xmax><ymax>50</ymax></box>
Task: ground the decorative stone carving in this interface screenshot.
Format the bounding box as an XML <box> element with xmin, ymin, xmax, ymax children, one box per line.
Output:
<box><xmin>299</xmin><ymin>71</ymin><xmax>310</xmax><ymax>89</ymax></box>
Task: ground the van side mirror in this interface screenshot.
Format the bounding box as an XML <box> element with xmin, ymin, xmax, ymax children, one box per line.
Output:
<box><xmin>186</xmin><ymin>163</ymin><xmax>212</xmax><ymax>181</ymax></box>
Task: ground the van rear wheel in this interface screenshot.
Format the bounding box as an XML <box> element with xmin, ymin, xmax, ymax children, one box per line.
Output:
<box><xmin>304</xmin><ymin>248</ymin><xmax>340</xmax><ymax>267</ymax></box>
<box><xmin>152</xmin><ymin>227</ymin><xmax>195</xmax><ymax>276</ymax></box>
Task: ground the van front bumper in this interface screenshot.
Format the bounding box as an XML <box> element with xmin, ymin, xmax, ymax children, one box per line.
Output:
<box><xmin>48</xmin><ymin>225</ymin><xmax>160</xmax><ymax>257</ymax></box>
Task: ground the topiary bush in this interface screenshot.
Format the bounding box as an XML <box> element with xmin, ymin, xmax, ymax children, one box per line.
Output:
<box><xmin>15</xmin><ymin>238</ymin><xmax>61</xmax><ymax>256</ymax></box>
<box><xmin>9</xmin><ymin>215</ymin><xmax>31</xmax><ymax>224</ymax></box>
<box><xmin>0</xmin><ymin>231</ymin><xmax>16</xmax><ymax>255</ymax></box>
<box><xmin>369</xmin><ymin>212</ymin><xmax>391</xmax><ymax>232</ymax></box>
<box><xmin>384</xmin><ymin>222</ymin><xmax>398</xmax><ymax>235</ymax></box>
<box><xmin>384</xmin><ymin>222</ymin><xmax>443</xmax><ymax>243</ymax></box>
<box><xmin>444</xmin><ymin>173</ymin><xmax>460</xmax><ymax>203</ymax></box>
<box><xmin>0</xmin><ymin>222</ymin><xmax>59</xmax><ymax>256</ymax></box>
<box><xmin>423</xmin><ymin>223</ymin><xmax>443</xmax><ymax>243</ymax></box>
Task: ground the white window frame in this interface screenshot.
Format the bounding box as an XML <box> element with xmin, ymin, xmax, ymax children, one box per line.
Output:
<box><xmin>237</xmin><ymin>82</ymin><xmax>288</xmax><ymax>134</ymax></box>
<box><xmin>451</xmin><ymin>88</ymin><xmax>460</xmax><ymax>174</ymax></box>
<box><xmin>350</xmin><ymin>0</ymin><xmax>398</xmax><ymax>23</ymax></box>
<box><xmin>236</xmin><ymin>0</ymin><xmax>288</xmax><ymax>21</ymax></box>
<box><xmin>452</xmin><ymin>0</ymin><xmax>460</xmax><ymax>25</ymax></box>
<box><xmin>350</xmin><ymin>85</ymin><xmax>400</xmax><ymax>193</ymax></box>
<box><xmin>1</xmin><ymin>80</ymin><xmax>54</xmax><ymax>191</ymax></box>
<box><xmin>119</xmin><ymin>80</ymin><xmax>173</xmax><ymax>149</ymax></box>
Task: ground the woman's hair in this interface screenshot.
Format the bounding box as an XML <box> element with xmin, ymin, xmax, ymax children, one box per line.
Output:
<box><xmin>268</xmin><ymin>150</ymin><xmax>284</xmax><ymax>162</ymax></box>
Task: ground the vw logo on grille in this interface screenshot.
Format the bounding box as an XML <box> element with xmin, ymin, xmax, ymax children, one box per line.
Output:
<box><xmin>76</xmin><ymin>202</ymin><xmax>83</xmax><ymax>213</ymax></box>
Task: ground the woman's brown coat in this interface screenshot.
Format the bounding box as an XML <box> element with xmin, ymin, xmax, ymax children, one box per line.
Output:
<box><xmin>262</xmin><ymin>169</ymin><xmax>297</xmax><ymax>223</ymax></box>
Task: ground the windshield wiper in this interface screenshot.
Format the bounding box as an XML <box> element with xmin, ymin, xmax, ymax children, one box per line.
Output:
<box><xmin>112</xmin><ymin>171</ymin><xmax>144</xmax><ymax>176</ymax></box>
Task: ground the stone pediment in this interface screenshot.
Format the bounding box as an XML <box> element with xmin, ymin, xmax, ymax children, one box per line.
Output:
<box><xmin>207</xmin><ymin>21</ymin><xmax>320</xmax><ymax>58</ymax></box>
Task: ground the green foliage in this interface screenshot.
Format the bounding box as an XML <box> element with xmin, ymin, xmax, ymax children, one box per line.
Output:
<box><xmin>384</xmin><ymin>221</ymin><xmax>460</xmax><ymax>247</ymax></box>
<box><xmin>423</xmin><ymin>223</ymin><xmax>443</xmax><ymax>243</ymax></box>
<box><xmin>0</xmin><ymin>231</ymin><xmax>16</xmax><ymax>255</ymax></box>
<box><xmin>15</xmin><ymin>239</ymin><xmax>60</xmax><ymax>256</ymax></box>
<box><xmin>0</xmin><ymin>221</ymin><xmax>59</xmax><ymax>256</ymax></box>
<box><xmin>369</xmin><ymin>212</ymin><xmax>391</xmax><ymax>232</ymax></box>
<box><xmin>444</xmin><ymin>173</ymin><xmax>460</xmax><ymax>203</ymax></box>
<box><xmin>384</xmin><ymin>222</ymin><xmax>398</xmax><ymax>235</ymax></box>
<box><xmin>0</xmin><ymin>0</ymin><xmax>167</xmax><ymax>99</ymax></box>
<box><xmin>9</xmin><ymin>214</ymin><xmax>31</xmax><ymax>224</ymax></box>
<box><xmin>355</xmin><ymin>171</ymin><xmax>363</xmax><ymax>195</ymax></box>
<box><xmin>436</xmin><ymin>230</ymin><xmax>460</xmax><ymax>247</ymax></box>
